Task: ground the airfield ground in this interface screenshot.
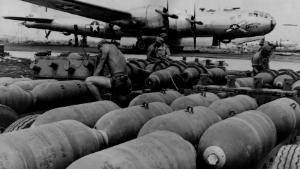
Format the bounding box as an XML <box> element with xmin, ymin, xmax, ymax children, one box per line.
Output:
<box><xmin>2</xmin><ymin>44</ymin><xmax>300</xmax><ymax>78</ymax></box>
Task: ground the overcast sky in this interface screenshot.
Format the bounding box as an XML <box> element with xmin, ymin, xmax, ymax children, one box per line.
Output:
<box><xmin>0</xmin><ymin>0</ymin><xmax>299</xmax><ymax>43</ymax></box>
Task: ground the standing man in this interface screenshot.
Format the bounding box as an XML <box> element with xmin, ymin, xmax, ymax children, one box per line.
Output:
<box><xmin>252</xmin><ymin>41</ymin><xmax>276</xmax><ymax>75</ymax></box>
<box><xmin>147</xmin><ymin>33</ymin><xmax>171</xmax><ymax>62</ymax></box>
<box><xmin>85</xmin><ymin>40</ymin><xmax>131</xmax><ymax>106</ymax></box>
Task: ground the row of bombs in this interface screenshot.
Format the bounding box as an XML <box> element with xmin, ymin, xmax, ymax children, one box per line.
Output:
<box><xmin>0</xmin><ymin>89</ymin><xmax>299</xmax><ymax>169</ymax></box>
<box><xmin>127</xmin><ymin>58</ymin><xmax>300</xmax><ymax>91</ymax></box>
<box><xmin>126</xmin><ymin>58</ymin><xmax>242</xmax><ymax>90</ymax></box>
<box><xmin>0</xmin><ymin>70</ymin><xmax>297</xmax><ymax>124</ymax></box>
<box><xmin>235</xmin><ymin>69</ymin><xmax>300</xmax><ymax>90</ymax></box>
<box><xmin>31</xmin><ymin>55</ymin><xmax>231</xmax><ymax>89</ymax></box>
<box><xmin>0</xmin><ymin>57</ymin><xmax>233</xmax><ymax>116</ymax></box>
<box><xmin>0</xmin><ymin>78</ymin><xmax>101</xmax><ymax>131</ymax></box>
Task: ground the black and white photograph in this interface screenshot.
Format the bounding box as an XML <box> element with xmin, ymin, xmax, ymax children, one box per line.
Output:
<box><xmin>0</xmin><ymin>0</ymin><xmax>300</xmax><ymax>169</ymax></box>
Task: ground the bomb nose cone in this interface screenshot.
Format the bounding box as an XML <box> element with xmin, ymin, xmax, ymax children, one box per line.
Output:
<box><xmin>203</xmin><ymin>146</ymin><xmax>226</xmax><ymax>168</ymax></box>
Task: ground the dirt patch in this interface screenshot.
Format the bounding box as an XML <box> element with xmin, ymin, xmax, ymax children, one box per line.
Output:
<box><xmin>0</xmin><ymin>57</ymin><xmax>33</xmax><ymax>78</ymax></box>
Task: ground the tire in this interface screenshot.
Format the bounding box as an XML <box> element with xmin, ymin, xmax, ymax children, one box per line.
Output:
<box><xmin>3</xmin><ymin>114</ymin><xmax>39</xmax><ymax>133</ymax></box>
<box><xmin>136</xmin><ymin>40</ymin><xmax>147</xmax><ymax>51</ymax></box>
<box><xmin>271</xmin><ymin>145</ymin><xmax>300</xmax><ymax>169</ymax></box>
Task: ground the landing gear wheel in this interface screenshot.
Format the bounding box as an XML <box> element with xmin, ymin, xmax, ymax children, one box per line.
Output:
<box><xmin>3</xmin><ymin>114</ymin><xmax>39</xmax><ymax>133</ymax></box>
<box><xmin>271</xmin><ymin>145</ymin><xmax>300</xmax><ymax>169</ymax></box>
<box><xmin>136</xmin><ymin>40</ymin><xmax>147</xmax><ymax>51</ymax></box>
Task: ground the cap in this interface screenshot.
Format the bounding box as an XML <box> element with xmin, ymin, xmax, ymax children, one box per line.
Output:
<box><xmin>156</xmin><ymin>37</ymin><xmax>164</xmax><ymax>44</ymax></box>
<box><xmin>159</xmin><ymin>33</ymin><xmax>168</xmax><ymax>39</ymax></box>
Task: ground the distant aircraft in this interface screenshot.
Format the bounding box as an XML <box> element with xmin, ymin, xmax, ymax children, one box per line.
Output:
<box><xmin>12</xmin><ymin>0</ymin><xmax>276</xmax><ymax>51</ymax></box>
<box><xmin>231</xmin><ymin>36</ymin><xmax>265</xmax><ymax>45</ymax></box>
<box><xmin>271</xmin><ymin>40</ymin><xmax>298</xmax><ymax>49</ymax></box>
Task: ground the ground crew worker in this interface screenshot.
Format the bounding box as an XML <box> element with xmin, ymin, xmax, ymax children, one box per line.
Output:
<box><xmin>85</xmin><ymin>40</ymin><xmax>132</xmax><ymax>106</ymax></box>
<box><xmin>251</xmin><ymin>41</ymin><xmax>276</xmax><ymax>75</ymax></box>
<box><xmin>68</xmin><ymin>39</ymin><xmax>73</xmax><ymax>46</ymax></box>
<box><xmin>147</xmin><ymin>33</ymin><xmax>171</xmax><ymax>62</ymax></box>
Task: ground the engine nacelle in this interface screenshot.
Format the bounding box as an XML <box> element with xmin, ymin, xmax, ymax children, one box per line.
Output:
<box><xmin>131</xmin><ymin>6</ymin><xmax>164</xmax><ymax>29</ymax></box>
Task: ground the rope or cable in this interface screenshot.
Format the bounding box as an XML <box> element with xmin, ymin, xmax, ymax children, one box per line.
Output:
<box><xmin>167</xmin><ymin>71</ymin><xmax>179</xmax><ymax>91</ymax></box>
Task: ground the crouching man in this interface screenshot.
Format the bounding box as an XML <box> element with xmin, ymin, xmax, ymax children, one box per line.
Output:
<box><xmin>252</xmin><ymin>40</ymin><xmax>276</xmax><ymax>75</ymax></box>
<box><xmin>85</xmin><ymin>40</ymin><xmax>132</xmax><ymax>107</ymax></box>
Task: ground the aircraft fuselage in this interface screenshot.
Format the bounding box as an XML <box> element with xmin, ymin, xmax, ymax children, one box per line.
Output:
<box><xmin>112</xmin><ymin>6</ymin><xmax>276</xmax><ymax>42</ymax></box>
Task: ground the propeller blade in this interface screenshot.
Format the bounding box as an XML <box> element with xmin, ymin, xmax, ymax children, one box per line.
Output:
<box><xmin>195</xmin><ymin>21</ymin><xmax>203</xmax><ymax>25</ymax></box>
<box><xmin>186</xmin><ymin>18</ymin><xmax>203</xmax><ymax>24</ymax></box>
<box><xmin>156</xmin><ymin>9</ymin><xmax>178</xmax><ymax>19</ymax></box>
<box><xmin>194</xmin><ymin>0</ymin><xmax>196</xmax><ymax>18</ymax></box>
<box><xmin>167</xmin><ymin>0</ymin><xmax>169</xmax><ymax>11</ymax></box>
<box><xmin>169</xmin><ymin>14</ymin><xmax>178</xmax><ymax>19</ymax></box>
<box><xmin>155</xmin><ymin>9</ymin><xmax>164</xmax><ymax>15</ymax></box>
<box><xmin>193</xmin><ymin>33</ymin><xmax>196</xmax><ymax>49</ymax></box>
<box><xmin>186</xmin><ymin>18</ymin><xmax>192</xmax><ymax>22</ymax></box>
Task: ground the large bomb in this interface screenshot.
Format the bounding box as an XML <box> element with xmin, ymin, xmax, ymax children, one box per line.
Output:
<box><xmin>129</xmin><ymin>90</ymin><xmax>182</xmax><ymax>106</ymax></box>
<box><xmin>11</xmin><ymin>79</ymin><xmax>57</xmax><ymax>91</ymax></box>
<box><xmin>171</xmin><ymin>93</ymin><xmax>219</xmax><ymax>110</ymax></box>
<box><xmin>31</xmin><ymin>80</ymin><xmax>95</xmax><ymax>110</ymax></box>
<box><xmin>145</xmin><ymin>61</ymin><xmax>186</xmax><ymax>90</ymax></box>
<box><xmin>67</xmin><ymin>131</ymin><xmax>196</xmax><ymax>169</ymax></box>
<box><xmin>33</xmin><ymin>101</ymin><xmax>120</xmax><ymax>127</ymax></box>
<box><xmin>94</xmin><ymin>102</ymin><xmax>173</xmax><ymax>146</ymax></box>
<box><xmin>257</xmin><ymin>98</ymin><xmax>300</xmax><ymax>140</ymax></box>
<box><xmin>0</xmin><ymin>120</ymin><xmax>106</xmax><ymax>169</ymax></box>
<box><xmin>0</xmin><ymin>85</ymin><xmax>34</xmax><ymax>114</ymax></box>
<box><xmin>138</xmin><ymin>106</ymin><xmax>221</xmax><ymax>146</ymax></box>
<box><xmin>198</xmin><ymin>111</ymin><xmax>277</xmax><ymax>169</ymax></box>
<box><xmin>0</xmin><ymin>104</ymin><xmax>18</xmax><ymax>132</ymax></box>
<box><xmin>209</xmin><ymin>95</ymin><xmax>258</xmax><ymax>119</ymax></box>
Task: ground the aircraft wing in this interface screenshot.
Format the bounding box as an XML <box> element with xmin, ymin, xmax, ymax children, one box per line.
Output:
<box><xmin>20</xmin><ymin>0</ymin><xmax>132</xmax><ymax>23</ymax></box>
<box><xmin>3</xmin><ymin>16</ymin><xmax>54</xmax><ymax>23</ymax></box>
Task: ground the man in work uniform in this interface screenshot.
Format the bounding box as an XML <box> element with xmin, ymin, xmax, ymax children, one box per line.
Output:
<box><xmin>147</xmin><ymin>33</ymin><xmax>171</xmax><ymax>62</ymax></box>
<box><xmin>251</xmin><ymin>40</ymin><xmax>276</xmax><ymax>75</ymax></box>
<box><xmin>85</xmin><ymin>40</ymin><xmax>131</xmax><ymax>106</ymax></box>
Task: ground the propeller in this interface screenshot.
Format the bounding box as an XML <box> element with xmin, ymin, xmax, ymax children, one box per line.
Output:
<box><xmin>154</xmin><ymin>0</ymin><xmax>179</xmax><ymax>44</ymax></box>
<box><xmin>155</xmin><ymin>0</ymin><xmax>178</xmax><ymax>32</ymax></box>
<box><xmin>226</xmin><ymin>21</ymin><xmax>248</xmax><ymax>33</ymax></box>
<box><xmin>155</xmin><ymin>0</ymin><xmax>178</xmax><ymax>19</ymax></box>
<box><xmin>185</xmin><ymin>1</ymin><xmax>203</xmax><ymax>49</ymax></box>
